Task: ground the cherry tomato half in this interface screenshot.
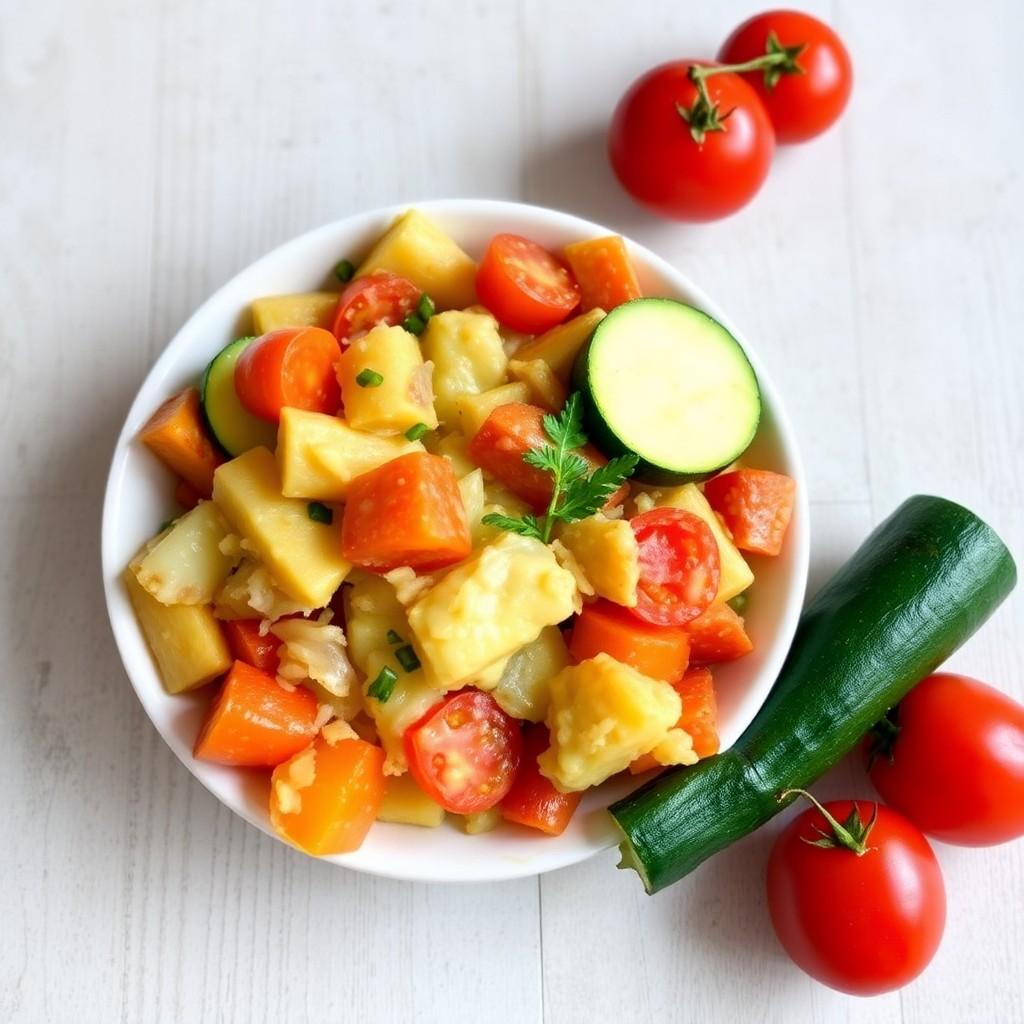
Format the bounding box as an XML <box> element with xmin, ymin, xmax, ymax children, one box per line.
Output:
<box><xmin>404</xmin><ymin>690</ymin><xmax>522</xmax><ymax>814</ymax></box>
<box><xmin>867</xmin><ymin>673</ymin><xmax>1024</xmax><ymax>846</ymax></box>
<box><xmin>629</xmin><ymin>508</ymin><xmax>720</xmax><ymax>626</ymax></box>
<box><xmin>234</xmin><ymin>327</ymin><xmax>342</xmax><ymax>423</ymax></box>
<box><xmin>609</xmin><ymin>60</ymin><xmax>775</xmax><ymax>221</ymax></box>
<box><xmin>719</xmin><ymin>11</ymin><xmax>853</xmax><ymax>144</ymax></box>
<box><xmin>475</xmin><ymin>234</ymin><xmax>581</xmax><ymax>333</ymax></box>
<box><xmin>331</xmin><ymin>272</ymin><xmax>422</xmax><ymax>343</ymax></box>
<box><xmin>767</xmin><ymin>799</ymin><xmax>945</xmax><ymax>996</ymax></box>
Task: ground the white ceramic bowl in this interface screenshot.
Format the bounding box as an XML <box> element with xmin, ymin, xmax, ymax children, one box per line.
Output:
<box><xmin>102</xmin><ymin>199</ymin><xmax>810</xmax><ymax>883</ymax></box>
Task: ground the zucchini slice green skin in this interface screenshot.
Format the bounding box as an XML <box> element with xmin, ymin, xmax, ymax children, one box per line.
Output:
<box><xmin>572</xmin><ymin>298</ymin><xmax>761</xmax><ymax>485</ymax></box>
<box><xmin>200</xmin><ymin>337</ymin><xmax>278</xmax><ymax>457</ymax></box>
<box><xmin>610</xmin><ymin>495</ymin><xmax>1017</xmax><ymax>894</ymax></box>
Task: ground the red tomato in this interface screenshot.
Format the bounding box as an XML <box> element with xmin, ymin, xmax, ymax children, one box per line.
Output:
<box><xmin>629</xmin><ymin>509</ymin><xmax>720</xmax><ymax>626</ymax></box>
<box><xmin>234</xmin><ymin>327</ymin><xmax>342</xmax><ymax>423</ymax></box>
<box><xmin>867</xmin><ymin>673</ymin><xmax>1024</xmax><ymax>846</ymax></box>
<box><xmin>767</xmin><ymin>797</ymin><xmax>945</xmax><ymax>996</ymax></box>
<box><xmin>719</xmin><ymin>11</ymin><xmax>853</xmax><ymax>144</ymax></box>
<box><xmin>608</xmin><ymin>61</ymin><xmax>775</xmax><ymax>221</ymax></box>
<box><xmin>331</xmin><ymin>272</ymin><xmax>422</xmax><ymax>342</ymax></box>
<box><xmin>405</xmin><ymin>691</ymin><xmax>522</xmax><ymax>814</ymax></box>
<box><xmin>476</xmin><ymin>234</ymin><xmax>581</xmax><ymax>333</ymax></box>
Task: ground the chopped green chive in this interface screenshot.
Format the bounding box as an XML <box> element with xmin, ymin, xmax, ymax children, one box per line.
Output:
<box><xmin>307</xmin><ymin>501</ymin><xmax>333</xmax><ymax>524</ymax></box>
<box><xmin>402</xmin><ymin>313</ymin><xmax>426</xmax><ymax>335</ymax></box>
<box><xmin>728</xmin><ymin>592</ymin><xmax>749</xmax><ymax>614</ymax></box>
<box><xmin>334</xmin><ymin>259</ymin><xmax>355</xmax><ymax>283</ymax></box>
<box><xmin>395</xmin><ymin>644</ymin><xmax>421</xmax><ymax>673</ymax></box>
<box><xmin>404</xmin><ymin>422</ymin><xmax>430</xmax><ymax>442</ymax></box>
<box><xmin>416</xmin><ymin>293</ymin><xmax>435</xmax><ymax>320</ymax></box>
<box><xmin>385</xmin><ymin>629</ymin><xmax>404</xmax><ymax>645</ymax></box>
<box><xmin>356</xmin><ymin>368</ymin><xmax>384</xmax><ymax>388</ymax></box>
<box><xmin>367</xmin><ymin>666</ymin><xmax>398</xmax><ymax>703</ymax></box>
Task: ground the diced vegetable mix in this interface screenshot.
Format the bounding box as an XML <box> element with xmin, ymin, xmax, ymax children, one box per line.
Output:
<box><xmin>126</xmin><ymin>208</ymin><xmax>796</xmax><ymax>857</ymax></box>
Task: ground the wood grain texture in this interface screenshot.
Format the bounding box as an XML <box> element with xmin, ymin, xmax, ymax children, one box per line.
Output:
<box><xmin>1</xmin><ymin>0</ymin><xmax>1021</xmax><ymax>1021</ymax></box>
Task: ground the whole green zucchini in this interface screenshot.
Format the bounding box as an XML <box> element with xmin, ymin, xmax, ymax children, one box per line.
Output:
<box><xmin>610</xmin><ymin>495</ymin><xmax>1017</xmax><ymax>893</ymax></box>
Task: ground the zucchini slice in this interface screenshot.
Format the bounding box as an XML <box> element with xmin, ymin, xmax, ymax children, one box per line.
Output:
<box><xmin>573</xmin><ymin>299</ymin><xmax>760</xmax><ymax>484</ymax></box>
<box><xmin>200</xmin><ymin>337</ymin><xmax>278</xmax><ymax>457</ymax></box>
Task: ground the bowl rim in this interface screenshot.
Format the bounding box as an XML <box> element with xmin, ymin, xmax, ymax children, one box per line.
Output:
<box><xmin>101</xmin><ymin>198</ymin><xmax>810</xmax><ymax>883</ymax></box>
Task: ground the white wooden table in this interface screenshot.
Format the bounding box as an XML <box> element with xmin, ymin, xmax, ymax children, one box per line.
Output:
<box><xmin>3</xmin><ymin>1</ymin><xmax>1022</xmax><ymax>1020</ymax></box>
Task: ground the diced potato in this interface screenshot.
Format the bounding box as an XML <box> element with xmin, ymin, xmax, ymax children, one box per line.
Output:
<box><xmin>336</xmin><ymin>324</ymin><xmax>438</xmax><ymax>435</ymax></box>
<box><xmin>356</xmin><ymin>209</ymin><xmax>477</xmax><ymax>311</ymax></box>
<box><xmin>507</xmin><ymin>358</ymin><xmax>567</xmax><ymax>412</ymax></box>
<box><xmin>454</xmin><ymin>382</ymin><xmax>531</xmax><ymax>438</ymax></box>
<box><xmin>377</xmin><ymin>774</ymin><xmax>446</xmax><ymax>827</ymax></box>
<box><xmin>407</xmin><ymin>533</ymin><xmax>577</xmax><ymax>691</ymax></box>
<box><xmin>251</xmin><ymin>292</ymin><xmax>339</xmax><ymax>334</ymax></box>
<box><xmin>458</xmin><ymin>468</ymin><xmax>487</xmax><ymax>543</ymax></box>
<box><xmin>461</xmin><ymin>807</ymin><xmax>502</xmax><ymax>834</ymax></box>
<box><xmin>133</xmin><ymin>501</ymin><xmax>239</xmax><ymax>605</ymax></box>
<box><xmin>123</xmin><ymin>569</ymin><xmax>232</xmax><ymax>694</ymax></box>
<box><xmin>213</xmin><ymin>559</ymin><xmax>313</xmax><ymax>621</ymax></box>
<box><xmin>556</xmin><ymin>513</ymin><xmax>639</xmax><ymax>607</ymax></box>
<box><xmin>654</xmin><ymin>484</ymin><xmax>754</xmax><ymax>602</ymax></box>
<box><xmin>492</xmin><ymin>626</ymin><xmax>569</xmax><ymax>723</ymax></box>
<box><xmin>513</xmin><ymin>308</ymin><xmax>606</xmax><ymax>384</ymax></box>
<box><xmin>429</xmin><ymin>431</ymin><xmax>477</xmax><ymax>478</ymax></box>
<box><xmin>212</xmin><ymin>447</ymin><xmax>350</xmax><ymax>608</ymax></box>
<box><xmin>421</xmin><ymin>310</ymin><xmax>508</xmax><ymax>425</ymax></box>
<box><xmin>306</xmin><ymin>678</ymin><xmax>363</xmax><ymax>723</ymax></box>
<box><xmin>278</xmin><ymin>407</ymin><xmax>424</xmax><ymax>501</ymax></box>
<box><xmin>474</xmin><ymin>477</ymin><xmax>534</xmax><ymax>546</ymax></box>
<box><xmin>539</xmin><ymin>653</ymin><xmax>689</xmax><ymax>792</ymax></box>
<box><xmin>343</xmin><ymin>575</ymin><xmax>443</xmax><ymax>774</ymax></box>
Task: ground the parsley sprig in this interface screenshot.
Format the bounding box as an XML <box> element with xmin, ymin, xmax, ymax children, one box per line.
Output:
<box><xmin>481</xmin><ymin>393</ymin><xmax>638</xmax><ymax>543</ymax></box>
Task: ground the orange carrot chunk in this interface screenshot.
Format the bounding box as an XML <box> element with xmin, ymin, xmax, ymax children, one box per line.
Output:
<box><xmin>703</xmin><ymin>469</ymin><xmax>796</xmax><ymax>557</ymax></box>
<box><xmin>270</xmin><ymin>736</ymin><xmax>386</xmax><ymax>855</ymax></box>
<box><xmin>341</xmin><ymin>451</ymin><xmax>471</xmax><ymax>573</ymax></box>
<box><xmin>685</xmin><ymin>603</ymin><xmax>753</xmax><ymax>664</ymax></box>
<box><xmin>222</xmin><ymin>619</ymin><xmax>281</xmax><ymax>674</ymax></box>
<box><xmin>138</xmin><ymin>387</ymin><xmax>224</xmax><ymax>497</ymax></box>
<box><xmin>630</xmin><ymin>667</ymin><xmax>720</xmax><ymax>774</ymax></box>
<box><xmin>174</xmin><ymin>479</ymin><xmax>203</xmax><ymax>510</ymax></box>
<box><xmin>501</xmin><ymin>725</ymin><xmax>582</xmax><ymax>836</ymax></box>
<box><xmin>563</xmin><ymin>236</ymin><xmax>642</xmax><ymax>312</ymax></box>
<box><xmin>193</xmin><ymin>660</ymin><xmax>318</xmax><ymax>767</ymax></box>
<box><xmin>569</xmin><ymin>599</ymin><xmax>690</xmax><ymax>683</ymax></box>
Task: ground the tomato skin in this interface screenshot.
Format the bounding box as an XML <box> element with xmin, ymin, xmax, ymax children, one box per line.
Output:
<box><xmin>629</xmin><ymin>508</ymin><xmax>721</xmax><ymax>626</ymax></box>
<box><xmin>608</xmin><ymin>61</ymin><xmax>775</xmax><ymax>221</ymax></box>
<box><xmin>476</xmin><ymin>234</ymin><xmax>581</xmax><ymax>333</ymax></box>
<box><xmin>719</xmin><ymin>11</ymin><xmax>852</xmax><ymax>144</ymax></box>
<box><xmin>867</xmin><ymin>673</ymin><xmax>1024</xmax><ymax>846</ymax></box>
<box><xmin>405</xmin><ymin>691</ymin><xmax>523</xmax><ymax>814</ymax></box>
<box><xmin>234</xmin><ymin>327</ymin><xmax>342</xmax><ymax>423</ymax></box>
<box><xmin>331</xmin><ymin>272</ymin><xmax>422</xmax><ymax>342</ymax></box>
<box><xmin>767</xmin><ymin>800</ymin><xmax>945</xmax><ymax>996</ymax></box>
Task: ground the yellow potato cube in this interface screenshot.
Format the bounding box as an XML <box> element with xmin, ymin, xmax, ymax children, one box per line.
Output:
<box><xmin>421</xmin><ymin>310</ymin><xmax>508</xmax><ymax>425</ymax></box>
<box><xmin>454</xmin><ymin>381</ymin><xmax>531</xmax><ymax>437</ymax></box>
<box><xmin>377</xmin><ymin>774</ymin><xmax>446</xmax><ymax>827</ymax></box>
<box><xmin>539</xmin><ymin>653</ymin><xmax>685</xmax><ymax>792</ymax></box>
<box><xmin>123</xmin><ymin>569</ymin><xmax>232</xmax><ymax>694</ymax></box>
<box><xmin>212</xmin><ymin>447</ymin><xmax>350</xmax><ymax>608</ymax></box>
<box><xmin>337</xmin><ymin>324</ymin><xmax>438</xmax><ymax>435</ymax></box>
<box><xmin>407</xmin><ymin>533</ymin><xmax>577</xmax><ymax>691</ymax></box>
<box><xmin>461</xmin><ymin>807</ymin><xmax>502</xmax><ymax>834</ymax></box>
<box><xmin>654</xmin><ymin>483</ymin><xmax>754</xmax><ymax>602</ymax></box>
<box><xmin>277</xmin><ymin>407</ymin><xmax>424</xmax><ymax>501</ymax></box>
<box><xmin>492</xmin><ymin>625</ymin><xmax>570</xmax><ymax>723</ymax></box>
<box><xmin>251</xmin><ymin>292</ymin><xmax>339</xmax><ymax>334</ymax></box>
<box><xmin>556</xmin><ymin>513</ymin><xmax>640</xmax><ymax>607</ymax></box>
<box><xmin>507</xmin><ymin>358</ymin><xmax>567</xmax><ymax>412</ymax></box>
<box><xmin>429</xmin><ymin>431</ymin><xmax>477</xmax><ymax>478</ymax></box>
<box><xmin>357</xmin><ymin>209</ymin><xmax>477</xmax><ymax>311</ymax></box>
<box><xmin>513</xmin><ymin>308</ymin><xmax>606</xmax><ymax>384</ymax></box>
<box><xmin>133</xmin><ymin>501</ymin><xmax>239</xmax><ymax>605</ymax></box>
<box><xmin>458</xmin><ymin>468</ymin><xmax>487</xmax><ymax>543</ymax></box>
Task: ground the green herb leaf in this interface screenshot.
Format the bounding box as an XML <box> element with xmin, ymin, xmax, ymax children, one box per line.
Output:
<box><xmin>385</xmin><ymin>629</ymin><xmax>404</xmax><ymax>645</ymax></box>
<box><xmin>367</xmin><ymin>666</ymin><xmax>399</xmax><ymax>703</ymax></box>
<box><xmin>417</xmin><ymin>293</ymin><xmax>435</xmax><ymax>321</ymax></box>
<box><xmin>334</xmin><ymin>259</ymin><xmax>356</xmax><ymax>282</ymax></box>
<box><xmin>405</xmin><ymin>422</ymin><xmax>430</xmax><ymax>442</ymax></box>
<box><xmin>403</xmin><ymin>313</ymin><xmax>426</xmax><ymax>336</ymax></box>
<box><xmin>307</xmin><ymin>501</ymin><xmax>333</xmax><ymax>524</ymax></box>
<box><xmin>395</xmin><ymin>644</ymin><xmax>421</xmax><ymax>672</ymax></box>
<box><xmin>480</xmin><ymin>511</ymin><xmax>544</xmax><ymax>541</ymax></box>
<box><xmin>356</xmin><ymin>368</ymin><xmax>384</xmax><ymax>388</ymax></box>
<box><xmin>552</xmin><ymin>453</ymin><xmax>638</xmax><ymax>524</ymax></box>
<box><xmin>542</xmin><ymin>393</ymin><xmax>588</xmax><ymax>451</ymax></box>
